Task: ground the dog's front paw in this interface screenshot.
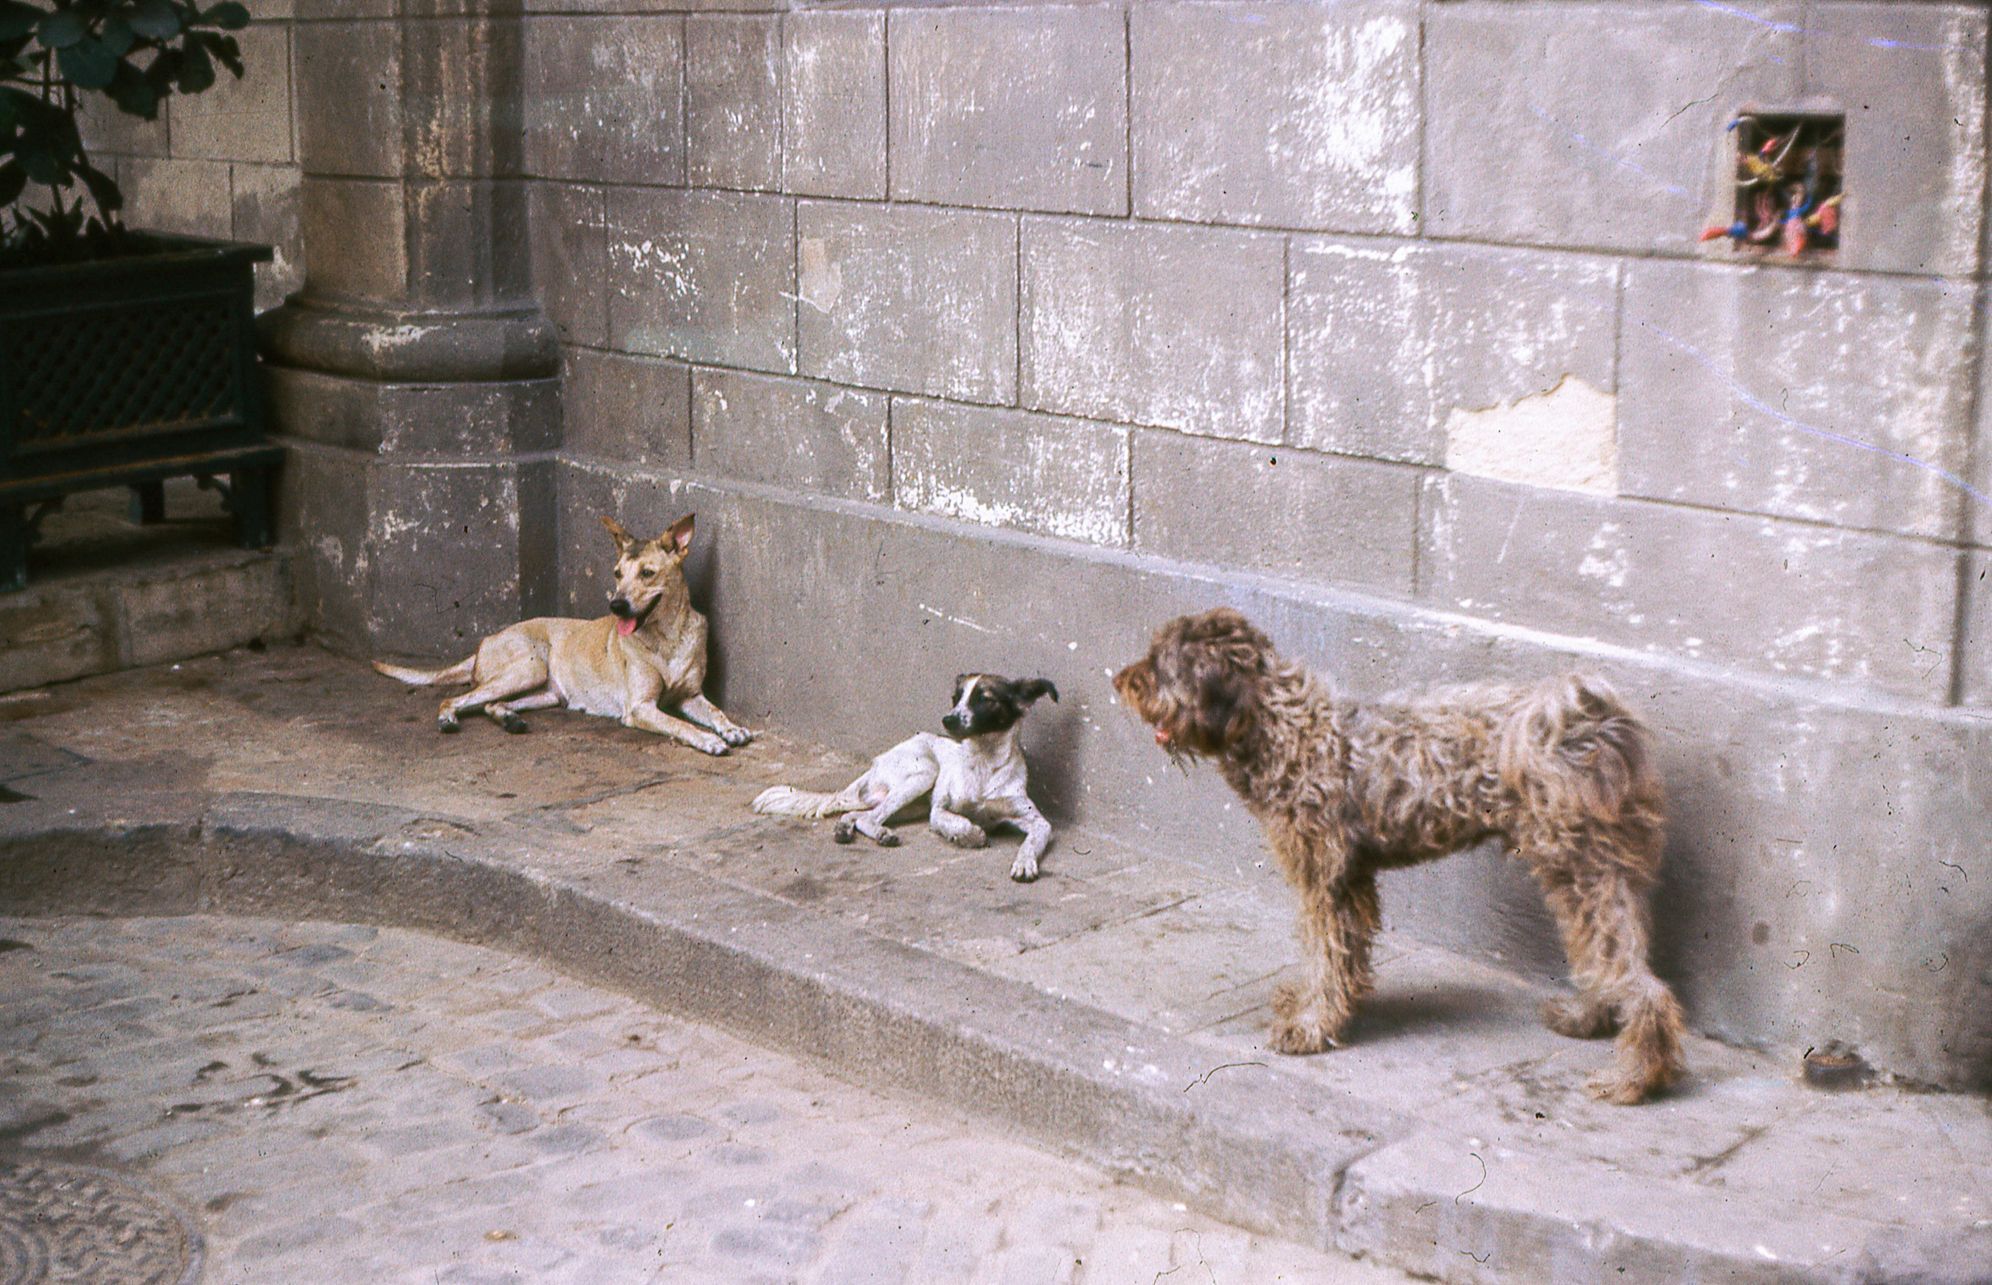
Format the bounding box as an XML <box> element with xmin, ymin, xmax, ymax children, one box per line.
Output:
<box><xmin>437</xmin><ymin>717</ymin><xmax>461</xmax><ymax>734</ymax></box>
<box><xmin>500</xmin><ymin>714</ymin><xmax>529</xmax><ymax>734</ymax></box>
<box><xmin>833</xmin><ymin>818</ymin><xmax>857</xmax><ymax>844</ymax></box>
<box><xmin>945</xmin><ymin>824</ymin><xmax>988</xmax><ymax>849</ymax></box>
<box><xmin>720</xmin><ymin>725</ymin><xmax>754</xmax><ymax>747</ymax></box>
<box><xmin>873</xmin><ymin>826</ymin><xmax>900</xmax><ymax>848</ymax></box>
<box><xmin>691</xmin><ymin>732</ymin><xmax>730</xmax><ymax>756</ymax></box>
<box><xmin>1009</xmin><ymin>857</ymin><xmax>1040</xmax><ymax>882</ymax></box>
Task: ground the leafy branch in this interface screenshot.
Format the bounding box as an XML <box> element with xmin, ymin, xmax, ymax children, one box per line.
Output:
<box><xmin>0</xmin><ymin>0</ymin><xmax>250</xmax><ymax>264</ymax></box>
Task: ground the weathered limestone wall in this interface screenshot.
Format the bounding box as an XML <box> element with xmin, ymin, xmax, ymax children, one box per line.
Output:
<box><xmin>77</xmin><ymin>4</ymin><xmax>303</xmax><ymax>313</ymax></box>
<box><xmin>101</xmin><ymin>0</ymin><xmax>1992</xmax><ymax>1090</ymax></box>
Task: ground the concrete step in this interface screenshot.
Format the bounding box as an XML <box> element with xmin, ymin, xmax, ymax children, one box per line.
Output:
<box><xmin>0</xmin><ymin>644</ymin><xmax>1983</xmax><ymax>1283</ymax></box>
<box><xmin>0</xmin><ymin>480</ymin><xmax>296</xmax><ymax>693</ymax></box>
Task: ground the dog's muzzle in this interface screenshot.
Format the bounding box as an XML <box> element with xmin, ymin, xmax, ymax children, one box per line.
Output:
<box><xmin>608</xmin><ymin>596</ymin><xmax>653</xmax><ymax>637</ymax></box>
<box><xmin>940</xmin><ymin>712</ymin><xmax>968</xmax><ymax>738</ymax></box>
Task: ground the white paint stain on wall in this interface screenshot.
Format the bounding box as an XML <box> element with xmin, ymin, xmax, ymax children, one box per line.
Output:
<box><xmin>1288</xmin><ymin>15</ymin><xmax>1418</xmax><ymax>222</ymax></box>
<box><xmin>1445</xmin><ymin>375</ymin><xmax>1619</xmax><ymax>496</ymax></box>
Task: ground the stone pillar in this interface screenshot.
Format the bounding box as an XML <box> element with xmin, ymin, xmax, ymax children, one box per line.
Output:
<box><xmin>262</xmin><ymin>0</ymin><xmax>557</xmax><ymax>658</ymax></box>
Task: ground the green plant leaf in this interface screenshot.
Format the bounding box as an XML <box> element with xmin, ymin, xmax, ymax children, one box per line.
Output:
<box><xmin>57</xmin><ymin>37</ymin><xmax>119</xmax><ymax>89</ymax></box>
<box><xmin>36</xmin><ymin>8</ymin><xmax>86</xmax><ymax>49</ymax></box>
<box><xmin>203</xmin><ymin>1</ymin><xmax>248</xmax><ymax>30</ymax></box>
<box><xmin>97</xmin><ymin>13</ymin><xmax>134</xmax><ymax>56</ymax></box>
<box><xmin>128</xmin><ymin>0</ymin><xmax>182</xmax><ymax>39</ymax></box>
<box><xmin>0</xmin><ymin>2</ymin><xmax>40</xmax><ymax>42</ymax></box>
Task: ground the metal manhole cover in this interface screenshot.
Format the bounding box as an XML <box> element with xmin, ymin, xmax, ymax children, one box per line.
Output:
<box><xmin>0</xmin><ymin>1156</ymin><xmax>201</xmax><ymax>1284</ymax></box>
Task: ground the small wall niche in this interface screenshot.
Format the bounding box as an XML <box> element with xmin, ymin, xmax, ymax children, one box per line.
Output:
<box><xmin>1702</xmin><ymin>111</ymin><xmax>1845</xmax><ymax>258</ymax></box>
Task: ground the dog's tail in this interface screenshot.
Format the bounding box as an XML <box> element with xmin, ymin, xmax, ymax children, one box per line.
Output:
<box><xmin>372</xmin><ymin>656</ymin><xmax>477</xmax><ymax>687</ymax></box>
<box><xmin>1498</xmin><ymin>674</ymin><xmax>1659</xmax><ymax>820</ymax></box>
<box><xmin>750</xmin><ymin>784</ymin><xmax>865</xmax><ymax>818</ymax></box>
<box><xmin>750</xmin><ymin>782</ymin><xmax>867</xmax><ymax>819</ymax></box>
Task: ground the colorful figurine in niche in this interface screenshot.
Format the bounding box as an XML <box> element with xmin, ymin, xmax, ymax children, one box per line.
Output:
<box><xmin>1700</xmin><ymin>113</ymin><xmax>1844</xmax><ymax>258</ymax></box>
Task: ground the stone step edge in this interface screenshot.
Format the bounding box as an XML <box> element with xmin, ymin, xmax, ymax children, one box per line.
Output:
<box><xmin>0</xmin><ymin>788</ymin><xmax>1922</xmax><ymax>1284</ymax></box>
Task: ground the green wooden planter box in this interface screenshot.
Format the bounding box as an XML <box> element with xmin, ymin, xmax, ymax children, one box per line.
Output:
<box><xmin>0</xmin><ymin>232</ymin><xmax>282</xmax><ymax>592</ymax></box>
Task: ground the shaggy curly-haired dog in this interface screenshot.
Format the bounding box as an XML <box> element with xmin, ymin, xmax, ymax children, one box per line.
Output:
<box><xmin>1114</xmin><ymin>608</ymin><xmax>1685</xmax><ymax>1104</ymax></box>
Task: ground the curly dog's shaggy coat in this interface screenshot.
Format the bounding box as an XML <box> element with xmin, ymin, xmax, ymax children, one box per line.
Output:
<box><xmin>1114</xmin><ymin>608</ymin><xmax>1686</xmax><ymax>1104</ymax></box>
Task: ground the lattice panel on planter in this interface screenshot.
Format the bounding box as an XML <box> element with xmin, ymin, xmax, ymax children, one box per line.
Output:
<box><xmin>0</xmin><ymin>234</ymin><xmax>279</xmax><ymax>592</ymax></box>
<box><xmin>6</xmin><ymin>298</ymin><xmax>239</xmax><ymax>449</ymax></box>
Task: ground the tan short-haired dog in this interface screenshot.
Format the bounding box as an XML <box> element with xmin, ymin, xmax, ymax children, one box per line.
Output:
<box><xmin>373</xmin><ymin>513</ymin><xmax>752</xmax><ymax>756</ymax></box>
<box><xmin>1114</xmin><ymin>608</ymin><xmax>1685</xmax><ymax>1104</ymax></box>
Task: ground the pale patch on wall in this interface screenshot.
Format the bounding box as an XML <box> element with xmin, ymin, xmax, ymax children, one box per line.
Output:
<box><xmin>797</xmin><ymin>237</ymin><xmax>841</xmax><ymax>313</ymax></box>
<box><xmin>1444</xmin><ymin>375</ymin><xmax>1618</xmax><ymax>496</ymax></box>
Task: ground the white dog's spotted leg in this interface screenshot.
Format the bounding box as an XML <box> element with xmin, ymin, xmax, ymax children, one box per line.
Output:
<box><xmin>928</xmin><ymin>807</ymin><xmax>988</xmax><ymax>850</ymax></box>
<box><xmin>675</xmin><ymin>693</ymin><xmax>754</xmax><ymax>747</ymax></box>
<box><xmin>1009</xmin><ymin>801</ymin><xmax>1053</xmax><ymax>882</ymax></box>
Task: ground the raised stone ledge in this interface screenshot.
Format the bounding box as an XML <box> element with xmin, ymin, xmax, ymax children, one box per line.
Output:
<box><xmin>552</xmin><ymin>456</ymin><xmax>1992</xmax><ymax>1094</ymax></box>
<box><xmin>0</xmin><ymin>668</ymin><xmax>1983</xmax><ymax>1282</ymax></box>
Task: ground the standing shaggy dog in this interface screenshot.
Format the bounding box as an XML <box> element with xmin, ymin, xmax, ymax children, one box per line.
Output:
<box><xmin>1113</xmin><ymin>608</ymin><xmax>1685</xmax><ymax>1104</ymax></box>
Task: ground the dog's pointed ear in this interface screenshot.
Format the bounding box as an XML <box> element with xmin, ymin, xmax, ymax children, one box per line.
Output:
<box><xmin>1018</xmin><ymin>678</ymin><xmax>1058</xmax><ymax>706</ymax></box>
<box><xmin>663</xmin><ymin>513</ymin><xmax>695</xmax><ymax>558</ymax></box>
<box><xmin>600</xmin><ymin>515</ymin><xmax>636</xmax><ymax>554</ymax></box>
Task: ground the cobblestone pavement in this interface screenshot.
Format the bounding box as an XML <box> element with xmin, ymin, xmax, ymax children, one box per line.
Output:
<box><xmin>0</xmin><ymin>915</ymin><xmax>1410</xmax><ymax>1284</ymax></box>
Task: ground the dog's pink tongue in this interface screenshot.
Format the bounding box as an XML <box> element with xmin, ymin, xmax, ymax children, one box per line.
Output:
<box><xmin>1154</xmin><ymin>726</ymin><xmax>1172</xmax><ymax>747</ymax></box>
<box><xmin>616</xmin><ymin>616</ymin><xmax>638</xmax><ymax>637</ymax></box>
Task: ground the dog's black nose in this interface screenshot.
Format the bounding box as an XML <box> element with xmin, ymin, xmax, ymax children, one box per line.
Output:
<box><xmin>941</xmin><ymin>712</ymin><xmax>964</xmax><ymax>733</ymax></box>
<box><xmin>609</xmin><ymin>598</ymin><xmax>631</xmax><ymax>617</ymax></box>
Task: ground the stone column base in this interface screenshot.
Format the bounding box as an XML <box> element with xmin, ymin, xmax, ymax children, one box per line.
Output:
<box><xmin>270</xmin><ymin>367</ymin><xmax>558</xmax><ymax>658</ymax></box>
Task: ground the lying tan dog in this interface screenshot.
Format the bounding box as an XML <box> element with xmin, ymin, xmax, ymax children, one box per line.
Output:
<box><xmin>373</xmin><ymin>513</ymin><xmax>752</xmax><ymax>755</ymax></box>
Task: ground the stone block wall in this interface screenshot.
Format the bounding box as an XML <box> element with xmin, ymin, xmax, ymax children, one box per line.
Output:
<box><xmin>96</xmin><ymin>0</ymin><xmax>1992</xmax><ymax>1090</ymax></box>
<box><xmin>77</xmin><ymin>4</ymin><xmax>302</xmax><ymax>313</ymax></box>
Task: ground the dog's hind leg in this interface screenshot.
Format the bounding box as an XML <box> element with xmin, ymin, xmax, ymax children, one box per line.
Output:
<box><xmin>1271</xmin><ymin>865</ymin><xmax>1380</xmax><ymax>1056</ymax></box>
<box><xmin>1535</xmin><ymin>860</ymin><xmax>1686</xmax><ymax>1104</ymax></box>
<box><xmin>486</xmin><ymin>689</ymin><xmax>561</xmax><ymax>734</ymax></box>
<box><xmin>437</xmin><ymin>668</ymin><xmax>546</xmax><ymax>733</ymax></box>
<box><xmin>1536</xmin><ymin>876</ymin><xmax>1620</xmax><ymax>1039</ymax></box>
<box><xmin>836</xmin><ymin>770</ymin><xmax>934</xmax><ymax>848</ymax></box>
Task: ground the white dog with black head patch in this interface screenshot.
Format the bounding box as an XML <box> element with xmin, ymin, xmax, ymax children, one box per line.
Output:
<box><xmin>750</xmin><ymin>673</ymin><xmax>1058</xmax><ymax>881</ymax></box>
